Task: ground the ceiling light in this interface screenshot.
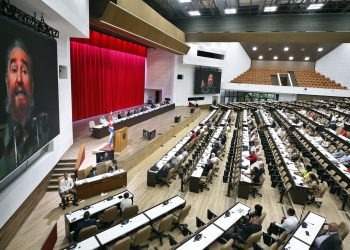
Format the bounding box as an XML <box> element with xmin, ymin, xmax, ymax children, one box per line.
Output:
<box><xmin>224</xmin><ymin>8</ymin><xmax>237</xmax><ymax>14</ymax></box>
<box><xmin>301</xmin><ymin>48</ymin><xmax>305</xmax><ymax>51</ymax></box>
<box><xmin>273</xmin><ymin>56</ymin><xmax>278</xmax><ymax>60</ymax></box>
<box><xmin>289</xmin><ymin>56</ymin><xmax>294</xmax><ymax>60</ymax></box>
<box><xmin>179</xmin><ymin>0</ymin><xmax>191</xmax><ymax>2</ymax></box>
<box><xmin>188</xmin><ymin>10</ymin><xmax>201</xmax><ymax>16</ymax></box>
<box><xmin>264</xmin><ymin>6</ymin><xmax>278</xmax><ymax>12</ymax></box>
<box><xmin>307</xmin><ymin>3</ymin><xmax>324</xmax><ymax>10</ymax></box>
<box><xmin>284</xmin><ymin>47</ymin><xmax>289</xmax><ymax>51</ymax></box>
<box><xmin>268</xmin><ymin>48</ymin><xmax>272</xmax><ymax>51</ymax></box>
<box><xmin>305</xmin><ymin>57</ymin><xmax>310</xmax><ymax>61</ymax></box>
<box><xmin>252</xmin><ymin>46</ymin><xmax>257</xmax><ymax>51</ymax></box>
<box><xmin>259</xmin><ymin>56</ymin><xmax>263</xmax><ymax>60</ymax></box>
<box><xmin>317</xmin><ymin>47</ymin><xmax>323</xmax><ymax>52</ymax></box>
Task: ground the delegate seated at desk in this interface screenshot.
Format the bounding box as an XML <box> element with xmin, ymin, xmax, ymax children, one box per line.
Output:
<box><xmin>59</xmin><ymin>173</ymin><xmax>78</xmax><ymax>210</ymax></box>
<box><xmin>202</xmin><ymin>159</ymin><xmax>214</xmax><ymax>176</ymax></box>
<box><xmin>311</xmin><ymin>222</ymin><xmax>342</xmax><ymax>250</ymax></box>
<box><xmin>73</xmin><ymin>211</ymin><xmax>97</xmax><ymax>241</ymax></box>
<box><xmin>87</xmin><ymin>167</ymin><xmax>97</xmax><ymax>178</ymax></box>
<box><xmin>108</xmin><ymin>159</ymin><xmax>118</xmax><ymax>173</ymax></box>
<box><xmin>120</xmin><ymin>192</ymin><xmax>133</xmax><ymax>212</ymax></box>
<box><xmin>267</xmin><ymin>208</ymin><xmax>298</xmax><ymax>235</ymax></box>
<box><xmin>228</xmin><ymin>216</ymin><xmax>262</xmax><ymax>244</ymax></box>
<box><xmin>158</xmin><ymin>163</ymin><xmax>172</xmax><ymax>178</ymax></box>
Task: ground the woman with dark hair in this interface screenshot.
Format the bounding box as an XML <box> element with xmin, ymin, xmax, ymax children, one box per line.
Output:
<box><xmin>307</xmin><ymin>172</ymin><xmax>320</xmax><ymax>195</ymax></box>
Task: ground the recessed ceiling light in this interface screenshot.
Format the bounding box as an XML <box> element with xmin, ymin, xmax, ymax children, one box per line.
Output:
<box><xmin>301</xmin><ymin>48</ymin><xmax>305</xmax><ymax>51</ymax></box>
<box><xmin>264</xmin><ymin>6</ymin><xmax>278</xmax><ymax>12</ymax></box>
<box><xmin>224</xmin><ymin>8</ymin><xmax>237</xmax><ymax>14</ymax></box>
<box><xmin>252</xmin><ymin>46</ymin><xmax>257</xmax><ymax>51</ymax></box>
<box><xmin>289</xmin><ymin>56</ymin><xmax>294</xmax><ymax>60</ymax></box>
<box><xmin>317</xmin><ymin>47</ymin><xmax>323</xmax><ymax>52</ymax></box>
<box><xmin>273</xmin><ymin>56</ymin><xmax>278</xmax><ymax>60</ymax></box>
<box><xmin>179</xmin><ymin>0</ymin><xmax>191</xmax><ymax>2</ymax></box>
<box><xmin>307</xmin><ymin>3</ymin><xmax>324</xmax><ymax>10</ymax></box>
<box><xmin>259</xmin><ymin>56</ymin><xmax>263</xmax><ymax>60</ymax></box>
<box><xmin>305</xmin><ymin>57</ymin><xmax>310</xmax><ymax>61</ymax></box>
<box><xmin>188</xmin><ymin>10</ymin><xmax>201</xmax><ymax>16</ymax></box>
<box><xmin>284</xmin><ymin>47</ymin><xmax>289</xmax><ymax>51</ymax></box>
<box><xmin>268</xmin><ymin>48</ymin><xmax>272</xmax><ymax>51</ymax></box>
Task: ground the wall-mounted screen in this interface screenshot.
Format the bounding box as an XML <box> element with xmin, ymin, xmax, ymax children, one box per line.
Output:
<box><xmin>0</xmin><ymin>16</ymin><xmax>60</xmax><ymax>182</ymax></box>
<box><xmin>194</xmin><ymin>68</ymin><xmax>222</xmax><ymax>94</ymax></box>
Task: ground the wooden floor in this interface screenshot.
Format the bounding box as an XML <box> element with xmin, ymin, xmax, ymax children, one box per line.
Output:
<box><xmin>62</xmin><ymin>106</ymin><xmax>200</xmax><ymax>170</ymax></box>
<box><xmin>6</xmin><ymin>108</ymin><xmax>350</xmax><ymax>250</ymax></box>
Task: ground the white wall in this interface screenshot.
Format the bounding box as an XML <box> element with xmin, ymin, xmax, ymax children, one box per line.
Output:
<box><xmin>279</xmin><ymin>94</ymin><xmax>297</xmax><ymax>101</ymax></box>
<box><xmin>0</xmin><ymin>0</ymin><xmax>88</xmax><ymax>229</ymax></box>
<box><xmin>315</xmin><ymin>44</ymin><xmax>350</xmax><ymax>87</ymax></box>
<box><xmin>173</xmin><ymin>42</ymin><xmax>251</xmax><ymax>106</ymax></box>
<box><xmin>146</xmin><ymin>49</ymin><xmax>176</xmax><ymax>102</ymax></box>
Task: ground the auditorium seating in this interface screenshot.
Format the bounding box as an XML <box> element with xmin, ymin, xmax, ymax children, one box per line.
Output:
<box><xmin>230</xmin><ymin>68</ymin><xmax>347</xmax><ymax>89</ymax></box>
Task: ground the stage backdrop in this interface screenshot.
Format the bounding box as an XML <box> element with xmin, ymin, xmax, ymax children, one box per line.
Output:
<box><xmin>71</xmin><ymin>30</ymin><xmax>147</xmax><ymax>121</ymax></box>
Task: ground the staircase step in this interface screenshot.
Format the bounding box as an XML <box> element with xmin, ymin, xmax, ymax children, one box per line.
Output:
<box><xmin>47</xmin><ymin>185</ymin><xmax>58</xmax><ymax>191</ymax></box>
<box><xmin>49</xmin><ymin>179</ymin><xmax>58</xmax><ymax>184</ymax></box>
<box><xmin>54</xmin><ymin>167</ymin><xmax>75</xmax><ymax>173</ymax></box>
<box><xmin>56</xmin><ymin>162</ymin><xmax>75</xmax><ymax>168</ymax></box>
<box><xmin>59</xmin><ymin>159</ymin><xmax>76</xmax><ymax>163</ymax></box>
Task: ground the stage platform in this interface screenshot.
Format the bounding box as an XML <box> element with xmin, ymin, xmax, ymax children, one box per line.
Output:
<box><xmin>62</xmin><ymin>106</ymin><xmax>201</xmax><ymax>170</ymax></box>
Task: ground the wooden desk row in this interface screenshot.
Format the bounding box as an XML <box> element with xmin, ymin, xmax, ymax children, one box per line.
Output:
<box><xmin>283</xmin><ymin>211</ymin><xmax>326</xmax><ymax>250</ymax></box>
<box><xmin>75</xmin><ymin>169</ymin><xmax>127</xmax><ymax>199</ymax></box>
<box><xmin>69</xmin><ymin>195</ymin><xmax>186</xmax><ymax>250</ymax></box>
<box><xmin>147</xmin><ymin>109</ymin><xmax>219</xmax><ymax>187</ymax></box>
<box><xmin>65</xmin><ymin>190</ymin><xmax>134</xmax><ymax>237</ymax></box>
<box><xmin>175</xmin><ymin>202</ymin><xmax>251</xmax><ymax>249</ymax></box>
<box><xmin>91</xmin><ymin>103</ymin><xmax>175</xmax><ymax>138</ymax></box>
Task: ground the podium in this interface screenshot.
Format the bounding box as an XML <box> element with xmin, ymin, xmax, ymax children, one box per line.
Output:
<box><xmin>113</xmin><ymin>127</ymin><xmax>128</xmax><ymax>152</ymax></box>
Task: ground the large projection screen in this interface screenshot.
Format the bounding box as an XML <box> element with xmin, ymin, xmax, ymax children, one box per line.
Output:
<box><xmin>0</xmin><ymin>16</ymin><xmax>60</xmax><ymax>184</ymax></box>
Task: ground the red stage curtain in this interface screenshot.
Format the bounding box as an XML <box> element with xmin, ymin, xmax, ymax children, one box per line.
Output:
<box><xmin>70</xmin><ymin>35</ymin><xmax>146</xmax><ymax>121</ymax></box>
<box><xmin>71</xmin><ymin>30</ymin><xmax>147</xmax><ymax>57</ymax></box>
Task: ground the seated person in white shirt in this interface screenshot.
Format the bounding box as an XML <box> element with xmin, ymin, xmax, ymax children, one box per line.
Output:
<box><xmin>170</xmin><ymin>155</ymin><xmax>179</xmax><ymax>167</ymax></box>
<box><xmin>182</xmin><ymin>150</ymin><xmax>189</xmax><ymax>159</ymax></box>
<box><xmin>267</xmin><ymin>208</ymin><xmax>298</xmax><ymax>236</ymax></box>
<box><xmin>210</xmin><ymin>153</ymin><xmax>220</xmax><ymax>165</ymax></box>
<box><xmin>120</xmin><ymin>192</ymin><xmax>133</xmax><ymax>213</ymax></box>
<box><xmin>338</xmin><ymin>152</ymin><xmax>350</xmax><ymax>167</ymax></box>
<box><xmin>333</xmin><ymin>146</ymin><xmax>346</xmax><ymax>159</ymax></box>
<box><xmin>59</xmin><ymin>173</ymin><xmax>78</xmax><ymax>210</ymax></box>
<box><xmin>100</xmin><ymin>115</ymin><xmax>107</xmax><ymax>125</ymax></box>
<box><xmin>311</xmin><ymin>222</ymin><xmax>342</xmax><ymax>250</ymax></box>
<box><xmin>176</xmin><ymin>151</ymin><xmax>184</xmax><ymax>162</ymax></box>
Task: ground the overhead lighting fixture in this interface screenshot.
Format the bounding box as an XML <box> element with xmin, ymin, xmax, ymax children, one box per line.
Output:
<box><xmin>179</xmin><ymin>0</ymin><xmax>191</xmax><ymax>2</ymax></box>
<box><xmin>268</xmin><ymin>48</ymin><xmax>272</xmax><ymax>51</ymax></box>
<box><xmin>259</xmin><ymin>55</ymin><xmax>263</xmax><ymax>60</ymax></box>
<box><xmin>301</xmin><ymin>48</ymin><xmax>305</xmax><ymax>51</ymax></box>
<box><xmin>273</xmin><ymin>56</ymin><xmax>278</xmax><ymax>60</ymax></box>
<box><xmin>305</xmin><ymin>56</ymin><xmax>310</xmax><ymax>61</ymax></box>
<box><xmin>307</xmin><ymin>3</ymin><xmax>324</xmax><ymax>10</ymax></box>
<box><xmin>224</xmin><ymin>8</ymin><xmax>237</xmax><ymax>14</ymax></box>
<box><xmin>264</xmin><ymin>6</ymin><xmax>278</xmax><ymax>12</ymax></box>
<box><xmin>317</xmin><ymin>47</ymin><xmax>323</xmax><ymax>52</ymax></box>
<box><xmin>284</xmin><ymin>47</ymin><xmax>289</xmax><ymax>51</ymax></box>
<box><xmin>188</xmin><ymin>10</ymin><xmax>201</xmax><ymax>16</ymax></box>
<box><xmin>252</xmin><ymin>46</ymin><xmax>257</xmax><ymax>51</ymax></box>
<box><xmin>289</xmin><ymin>56</ymin><xmax>294</xmax><ymax>60</ymax></box>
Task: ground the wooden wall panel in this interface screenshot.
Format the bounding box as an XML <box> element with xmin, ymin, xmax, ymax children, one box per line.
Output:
<box><xmin>0</xmin><ymin>170</ymin><xmax>52</xmax><ymax>248</ymax></box>
<box><xmin>252</xmin><ymin>60</ymin><xmax>315</xmax><ymax>71</ymax></box>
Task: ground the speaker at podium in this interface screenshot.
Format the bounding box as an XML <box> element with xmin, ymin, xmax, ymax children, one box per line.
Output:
<box><xmin>113</xmin><ymin>127</ymin><xmax>128</xmax><ymax>152</ymax></box>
